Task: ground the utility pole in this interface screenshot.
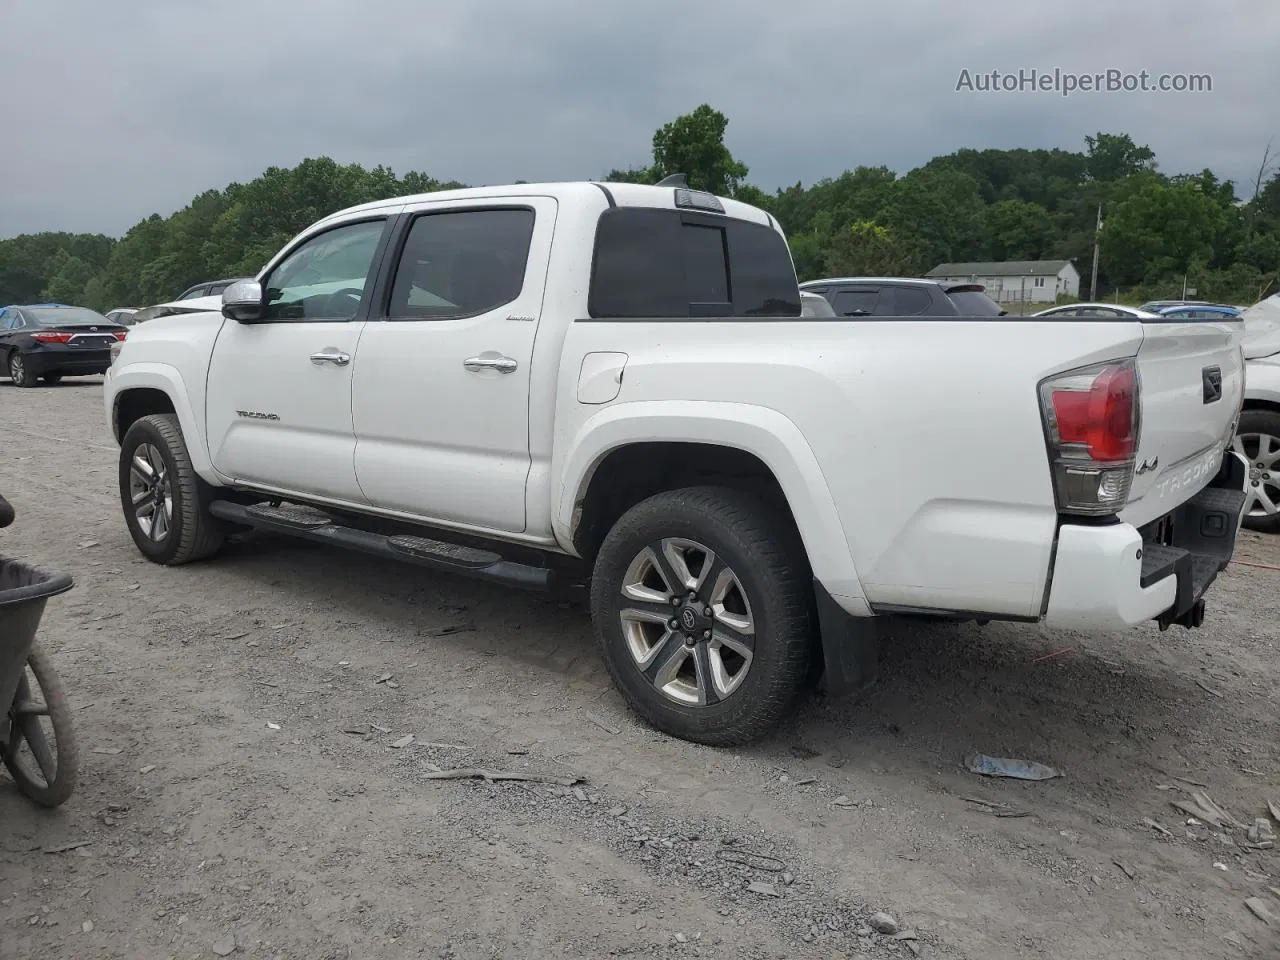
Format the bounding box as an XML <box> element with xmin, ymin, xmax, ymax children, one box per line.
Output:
<box><xmin>1089</xmin><ymin>202</ymin><xmax>1102</xmax><ymax>301</ymax></box>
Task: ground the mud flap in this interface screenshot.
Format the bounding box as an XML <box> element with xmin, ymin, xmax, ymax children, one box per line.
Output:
<box><xmin>814</xmin><ymin>580</ymin><xmax>879</xmax><ymax>698</ymax></box>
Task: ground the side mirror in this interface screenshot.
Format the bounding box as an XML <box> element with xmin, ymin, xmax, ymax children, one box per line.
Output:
<box><xmin>222</xmin><ymin>280</ymin><xmax>265</xmax><ymax>323</ymax></box>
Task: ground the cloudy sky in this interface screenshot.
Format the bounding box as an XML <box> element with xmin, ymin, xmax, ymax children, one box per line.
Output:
<box><xmin>1</xmin><ymin>0</ymin><xmax>1277</xmax><ymax>239</ymax></box>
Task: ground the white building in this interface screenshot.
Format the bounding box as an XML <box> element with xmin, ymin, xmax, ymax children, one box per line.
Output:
<box><xmin>925</xmin><ymin>260</ymin><xmax>1081</xmax><ymax>304</ymax></box>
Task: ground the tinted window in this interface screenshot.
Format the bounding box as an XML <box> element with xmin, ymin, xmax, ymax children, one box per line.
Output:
<box><xmin>262</xmin><ymin>219</ymin><xmax>386</xmax><ymax>322</ymax></box>
<box><xmin>178</xmin><ymin>285</ymin><xmax>206</xmax><ymax>300</ymax></box>
<box><xmin>588</xmin><ymin>208</ymin><xmax>800</xmax><ymax>319</ymax></box>
<box><xmin>681</xmin><ymin>224</ymin><xmax>729</xmax><ymax>305</ymax></box>
<box><xmin>387</xmin><ymin>208</ymin><xmax>535</xmax><ymax>320</ymax></box>
<box><xmin>947</xmin><ymin>290</ymin><xmax>1004</xmax><ymax>316</ymax></box>
<box><xmin>877</xmin><ymin>286</ymin><xmax>934</xmax><ymax>316</ymax></box>
<box><xmin>831</xmin><ymin>288</ymin><xmax>878</xmax><ymax>316</ymax></box>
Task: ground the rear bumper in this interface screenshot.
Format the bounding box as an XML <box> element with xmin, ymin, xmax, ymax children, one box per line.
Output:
<box><xmin>23</xmin><ymin>346</ymin><xmax>112</xmax><ymax>375</ymax></box>
<box><xmin>1044</xmin><ymin>451</ymin><xmax>1248</xmax><ymax>631</ymax></box>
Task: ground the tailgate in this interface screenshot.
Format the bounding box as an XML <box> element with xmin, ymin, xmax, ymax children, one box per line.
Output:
<box><xmin>1120</xmin><ymin>320</ymin><xmax>1244</xmax><ymax>527</ymax></box>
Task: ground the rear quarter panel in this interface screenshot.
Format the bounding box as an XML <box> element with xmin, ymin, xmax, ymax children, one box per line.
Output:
<box><xmin>557</xmin><ymin>317</ymin><xmax>1147</xmax><ymax>618</ymax></box>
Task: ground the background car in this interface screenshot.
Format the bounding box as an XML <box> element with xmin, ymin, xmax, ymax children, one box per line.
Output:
<box><xmin>175</xmin><ymin>277</ymin><xmax>251</xmax><ymax>301</ymax></box>
<box><xmin>104</xmin><ymin>308</ymin><xmax>138</xmax><ymax>326</ymax></box>
<box><xmin>1238</xmin><ymin>293</ymin><xmax>1280</xmax><ymax>532</ymax></box>
<box><xmin>799</xmin><ymin>277</ymin><xmax>1006</xmax><ymax>316</ymax></box>
<box><xmin>1157</xmin><ymin>303</ymin><xmax>1243</xmax><ymax>321</ymax></box>
<box><xmin>799</xmin><ymin>291</ymin><xmax>836</xmax><ymax>317</ymax></box>
<box><xmin>0</xmin><ymin>304</ymin><xmax>127</xmax><ymax>387</ymax></box>
<box><xmin>1032</xmin><ymin>302</ymin><xmax>1163</xmax><ymax>319</ymax></box>
<box><xmin>1139</xmin><ymin>299</ymin><xmax>1209</xmax><ymax>312</ymax></box>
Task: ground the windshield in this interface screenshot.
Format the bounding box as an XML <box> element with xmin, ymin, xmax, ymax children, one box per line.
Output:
<box><xmin>26</xmin><ymin>306</ymin><xmax>115</xmax><ymax>327</ymax></box>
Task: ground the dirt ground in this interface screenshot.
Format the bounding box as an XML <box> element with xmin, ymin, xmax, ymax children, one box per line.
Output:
<box><xmin>2</xmin><ymin>379</ymin><xmax>1279</xmax><ymax>960</ymax></box>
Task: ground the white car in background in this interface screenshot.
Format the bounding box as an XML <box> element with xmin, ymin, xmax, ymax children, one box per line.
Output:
<box><xmin>1238</xmin><ymin>293</ymin><xmax>1280</xmax><ymax>532</ymax></box>
<box><xmin>1032</xmin><ymin>303</ymin><xmax>1162</xmax><ymax>320</ymax></box>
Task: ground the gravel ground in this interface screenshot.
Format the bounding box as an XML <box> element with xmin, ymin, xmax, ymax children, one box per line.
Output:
<box><xmin>1</xmin><ymin>378</ymin><xmax>1279</xmax><ymax>960</ymax></box>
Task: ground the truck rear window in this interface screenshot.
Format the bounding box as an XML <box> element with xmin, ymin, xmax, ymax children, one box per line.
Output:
<box><xmin>588</xmin><ymin>208</ymin><xmax>801</xmax><ymax>319</ymax></box>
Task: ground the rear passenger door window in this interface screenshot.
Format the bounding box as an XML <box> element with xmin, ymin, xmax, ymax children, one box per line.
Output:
<box><xmin>875</xmin><ymin>286</ymin><xmax>933</xmax><ymax>316</ymax></box>
<box><xmin>386</xmin><ymin>208</ymin><xmax>535</xmax><ymax>319</ymax></box>
<box><xmin>830</xmin><ymin>287</ymin><xmax>879</xmax><ymax>316</ymax></box>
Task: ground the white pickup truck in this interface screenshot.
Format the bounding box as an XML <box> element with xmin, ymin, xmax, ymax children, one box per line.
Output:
<box><xmin>104</xmin><ymin>177</ymin><xmax>1250</xmax><ymax>746</ymax></box>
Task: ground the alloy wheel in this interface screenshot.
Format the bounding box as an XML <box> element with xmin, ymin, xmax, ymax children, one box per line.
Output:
<box><xmin>617</xmin><ymin>538</ymin><xmax>755</xmax><ymax>706</ymax></box>
<box><xmin>128</xmin><ymin>443</ymin><xmax>173</xmax><ymax>542</ymax></box>
<box><xmin>1234</xmin><ymin>431</ymin><xmax>1280</xmax><ymax>519</ymax></box>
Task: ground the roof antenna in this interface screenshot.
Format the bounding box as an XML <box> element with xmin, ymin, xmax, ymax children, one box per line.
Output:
<box><xmin>655</xmin><ymin>173</ymin><xmax>689</xmax><ymax>187</ymax></box>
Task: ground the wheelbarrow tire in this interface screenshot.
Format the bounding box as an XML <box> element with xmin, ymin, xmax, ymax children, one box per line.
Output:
<box><xmin>5</xmin><ymin>644</ymin><xmax>78</xmax><ymax>808</ymax></box>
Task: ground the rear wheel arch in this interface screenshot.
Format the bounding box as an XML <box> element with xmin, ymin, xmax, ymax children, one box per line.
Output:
<box><xmin>572</xmin><ymin>441</ymin><xmax>801</xmax><ymax>564</ymax></box>
<box><xmin>557</xmin><ymin>408</ymin><xmax>867</xmax><ymax>605</ymax></box>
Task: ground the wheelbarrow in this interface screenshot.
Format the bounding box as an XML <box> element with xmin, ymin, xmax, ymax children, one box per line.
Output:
<box><xmin>0</xmin><ymin>493</ymin><xmax>77</xmax><ymax>807</ymax></box>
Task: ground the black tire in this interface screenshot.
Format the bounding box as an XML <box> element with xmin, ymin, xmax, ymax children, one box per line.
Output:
<box><xmin>590</xmin><ymin>486</ymin><xmax>815</xmax><ymax>747</ymax></box>
<box><xmin>119</xmin><ymin>413</ymin><xmax>226</xmax><ymax>564</ymax></box>
<box><xmin>1238</xmin><ymin>408</ymin><xmax>1280</xmax><ymax>534</ymax></box>
<box><xmin>7</xmin><ymin>352</ymin><xmax>39</xmax><ymax>388</ymax></box>
<box><xmin>4</xmin><ymin>644</ymin><xmax>78</xmax><ymax>808</ymax></box>
<box><xmin>41</xmin><ymin>374</ymin><xmax>63</xmax><ymax>385</ymax></box>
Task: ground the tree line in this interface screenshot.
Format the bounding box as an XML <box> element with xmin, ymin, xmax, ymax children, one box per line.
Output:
<box><xmin>2</xmin><ymin>104</ymin><xmax>1277</xmax><ymax>311</ymax></box>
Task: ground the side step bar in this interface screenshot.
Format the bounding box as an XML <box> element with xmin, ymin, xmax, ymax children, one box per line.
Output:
<box><xmin>208</xmin><ymin>501</ymin><xmax>554</xmax><ymax>592</ymax></box>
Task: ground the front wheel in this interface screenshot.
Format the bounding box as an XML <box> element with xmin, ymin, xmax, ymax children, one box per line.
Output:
<box><xmin>590</xmin><ymin>486</ymin><xmax>815</xmax><ymax>747</ymax></box>
<box><xmin>119</xmin><ymin>413</ymin><xmax>226</xmax><ymax>564</ymax></box>
<box><xmin>7</xmin><ymin>352</ymin><xmax>38</xmax><ymax>388</ymax></box>
<box><xmin>1235</xmin><ymin>409</ymin><xmax>1280</xmax><ymax>534</ymax></box>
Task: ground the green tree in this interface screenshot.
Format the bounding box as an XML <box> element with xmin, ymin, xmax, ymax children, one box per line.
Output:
<box><xmin>1100</xmin><ymin>179</ymin><xmax>1237</xmax><ymax>285</ymax></box>
<box><xmin>1085</xmin><ymin>132</ymin><xmax>1157</xmax><ymax>182</ymax></box>
<box><xmin>984</xmin><ymin>199</ymin><xmax>1054</xmax><ymax>261</ymax></box>
<box><xmin>822</xmin><ymin>221</ymin><xmax>920</xmax><ymax>277</ymax></box>
<box><xmin>880</xmin><ymin>168</ymin><xmax>986</xmax><ymax>269</ymax></box>
<box><xmin>41</xmin><ymin>252</ymin><xmax>96</xmax><ymax>304</ymax></box>
<box><xmin>649</xmin><ymin>104</ymin><xmax>749</xmax><ymax>196</ymax></box>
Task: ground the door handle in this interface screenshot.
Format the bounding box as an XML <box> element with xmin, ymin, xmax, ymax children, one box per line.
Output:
<box><xmin>310</xmin><ymin>350</ymin><xmax>351</xmax><ymax>366</ymax></box>
<box><xmin>463</xmin><ymin>355</ymin><xmax>518</xmax><ymax>374</ymax></box>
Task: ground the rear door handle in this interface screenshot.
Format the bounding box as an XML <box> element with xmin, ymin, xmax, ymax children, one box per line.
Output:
<box><xmin>310</xmin><ymin>350</ymin><xmax>351</xmax><ymax>366</ymax></box>
<box><xmin>463</xmin><ymin>354</ymin><xmax>518</xmax><ymax>374</ymax></box>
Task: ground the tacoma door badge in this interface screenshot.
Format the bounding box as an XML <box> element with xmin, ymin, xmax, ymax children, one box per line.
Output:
<box><xmin>236</xmin><ymin>410</ymin><xmax>280</xmax><ymax>421</ymax></box>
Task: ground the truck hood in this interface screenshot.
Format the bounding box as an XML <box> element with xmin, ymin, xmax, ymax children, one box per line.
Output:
<box><xmin>132</xmin><ymin>295</ymin><xmax>223</xmax><ymax>324</ymax></box>
<box><xmin>1241</xmin><ymin>294</ymin><xmax>1280</xmax><ymax>360</ymax></box>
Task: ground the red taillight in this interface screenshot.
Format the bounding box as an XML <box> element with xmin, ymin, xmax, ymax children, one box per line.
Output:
<box><xmin>112</xmin><ymin>331</ymin><xmax>126</xmax><ymax>341</ymax></box>
<box><xmin>1039</xmin><ymin>359</ymin><xmax>1141</xmax><ymax>517</ymax></box>
<box><xmin>30</xmin><ymin>332</ymin><xmax>73</xmax><ymax>344</ymax></box>
<box><xmin>1048</xmin><ymin>364</ymin><xmax>1137</xmax><ymax>462</ymax></box>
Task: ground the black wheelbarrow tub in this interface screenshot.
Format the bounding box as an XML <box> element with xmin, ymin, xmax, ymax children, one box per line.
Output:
<box><xmin>0</xmin><ymin>558</ymin><xmax>73</xmax><ymax>716</ymax></box>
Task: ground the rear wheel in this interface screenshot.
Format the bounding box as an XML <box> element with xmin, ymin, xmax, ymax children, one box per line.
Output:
<box><xmin>7</xmin><ymin>352</ymin><xmax>38</xmax><ymax>388</ymax></box>
<box><xmin>1235</xmin><ymin>409</ymin><xmax>1280</xmax><ymax>533</ymax></box>
<box><xmin>119</xmin><ymin>414</ymin><xmax>226</xmax><ymax>564</ymax></box>
<box><xmin>590</xmin><ymin>487</ymin><xmax>814</xmax><ymax>747</ymax></box>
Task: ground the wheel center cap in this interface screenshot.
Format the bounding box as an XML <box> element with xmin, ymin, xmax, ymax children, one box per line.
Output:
<box><xmin>677</xmin><ymin>604</ymin><xmax>711</xmax><ymax>635</ymax></box>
